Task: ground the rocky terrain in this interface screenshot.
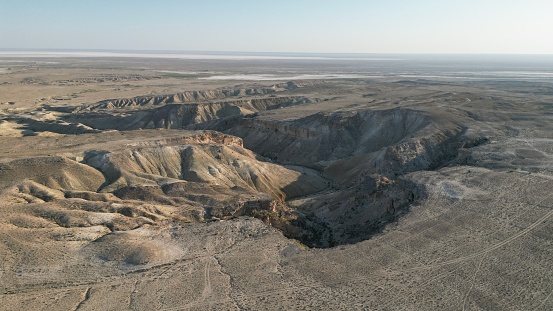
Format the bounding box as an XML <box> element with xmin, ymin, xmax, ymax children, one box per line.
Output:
<box><xmin>0</xmin><ymin>57</ymin><xmax>552</xmax><ymax>310</ymax></box>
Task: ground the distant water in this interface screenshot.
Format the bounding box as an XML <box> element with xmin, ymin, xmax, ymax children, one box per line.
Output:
<box><xmin>0</xmin><ymin>50</ymin><xmax>400</xmax><ymax>61</ymax></box>
<box><xmin>1</xmin><ymin>50</ymin><xmax>552</xmax><ymax>82</ymax></box>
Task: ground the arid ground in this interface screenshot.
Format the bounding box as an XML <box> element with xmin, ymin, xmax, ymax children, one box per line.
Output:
<box><xmin>0</xmin><ymin>55</ymin><xmax>552</xmax><ymax>310</ymax></box>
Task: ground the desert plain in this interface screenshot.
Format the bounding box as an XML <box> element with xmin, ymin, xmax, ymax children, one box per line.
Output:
<box><xmin>0</xmin><ymin>53</ymin><xmax>552</xmax><ymax>310</ymax></box>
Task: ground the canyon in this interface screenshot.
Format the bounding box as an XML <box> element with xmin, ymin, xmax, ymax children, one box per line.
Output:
<box><xmin>0</xmin><ymin>56</ymin><xmax>552</xmax><ymax>310</ymax></box>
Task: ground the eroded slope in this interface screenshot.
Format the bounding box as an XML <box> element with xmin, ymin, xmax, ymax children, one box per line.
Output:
<box><xmin>1</xmin><ymin>74</ymin><xmax>552</xmax><ymax>310</ymax></box>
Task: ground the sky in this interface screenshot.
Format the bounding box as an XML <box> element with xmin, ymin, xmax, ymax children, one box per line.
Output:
<box><xmin>1</xmin><ymin>0</ymin><xmax>552</xmax><ymax>54</ymax></box>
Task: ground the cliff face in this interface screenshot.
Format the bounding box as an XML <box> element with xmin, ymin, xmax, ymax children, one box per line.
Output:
<box><xmin>74</xmin><ymin>81</ymin><xmax>304</xmax><ymax>111</ymax></box>
<box><xmin>12</xmin><ymin>118</ymin><xmax>102</xmax><ymax>135</ymax></box>
<box><xmin>12</xmin><ymin>82</ymin><xmax>317</xmax><ymax>136</ymax></box>
<box><xmin>217</xmin><ymin>107</ymin><xmax>485</xmax><ymax>247</ymax></box>
<box><xmin>123</xmin><ymin>131</ymin><xmax>244</xmax><ymax>148</ymax></box>
<box><xmin>3</xmin><ymin>82</ymin><xmax>487</xmax><ymax>248</ymax></box>
<box><xmin>0</xmin><ymin>129</ymin><xmax>329</xmax><ymax>254</ymax></box>
<box><xmin>47</xmin><ymin>99</ymin><xmax>480</xmax><ymax>247</ymax></box>
<box><xmin>82</xmin><ymin>138</ymin><xmax>327</xmax><ymax>201</ymax></box>
<box><xmin>226</xmin><ymin>108</ymin><xmax>461</xmax><ymax>172</ymax></box>
<box><xmin>66</xmin><ymin>96</ymin><xmax>317</xmax><ymax>131</ymax></box>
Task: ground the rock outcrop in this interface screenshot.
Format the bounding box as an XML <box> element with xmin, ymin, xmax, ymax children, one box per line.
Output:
<box><xmin>83</xmin><ymin>140</ymin><xmax>327</xmax><ymax>201</ymax></box>
<box><xmin>74</xmin><ymin>81</ymin><xmax>306</xmax><ymax>112</ymax></box>
<box><xmin>56</xmin><ymin>96</ymin><xmax>317</xmax><ymax>132</ymax></box>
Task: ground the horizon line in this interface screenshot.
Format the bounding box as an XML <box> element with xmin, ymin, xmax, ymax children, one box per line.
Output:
<box><xmin>1</xmin><ymin>48</ymin><xmax>553</xmax><ymax>56</ymax></box>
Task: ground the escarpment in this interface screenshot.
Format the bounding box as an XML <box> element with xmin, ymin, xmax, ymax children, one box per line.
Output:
<box><xmin>8</xmin><ymin>82</ymin><xmax>316</xmax><ymax>136</ymax></box>
<box><xmin>124</xmin><ymin>131</ymin><xmax>244</xmax><ymax>148</ymax></box>
<box><xmin>73</xmin><ymin>81</ymin><xmax>306</xmax><ymax>112</ymax></box>
<box><xmin>0</xmin><ymin>130</ymin><xmax>328</xmax><ymax>236</ymax></box>
<box><xmin>82</xmin><ymin>142</ymin><xmax>327</xmax><ymax>200</ymax></box>
<box><xmin>1</xmin><ymin>81</ymin><xmax>488</xmax><ymax>248</ymax></box>
<box><xmin>49</xmin><ymin>96</ymin><xmax>317</xmax><ymax>132</ymax></box>
<box><xmin>217</xmin><ymin>107</ymin><xmax>486</xmax><ymax>247</ymax></box>
<box><xmin>11</xmin><ymin>117</ymin><xmax>102</xmax><ymax>135</ymax></box>
<box><xmin>226</xmin><ymin>108</ymin><xmax>465</xmax><ymax>172</ymax></box>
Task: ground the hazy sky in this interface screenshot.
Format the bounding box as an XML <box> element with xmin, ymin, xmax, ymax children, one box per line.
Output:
<box><xmin>1</xmin><ymin>0</ymin><xmax>552</xmax><ymax>54</ymax></box>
